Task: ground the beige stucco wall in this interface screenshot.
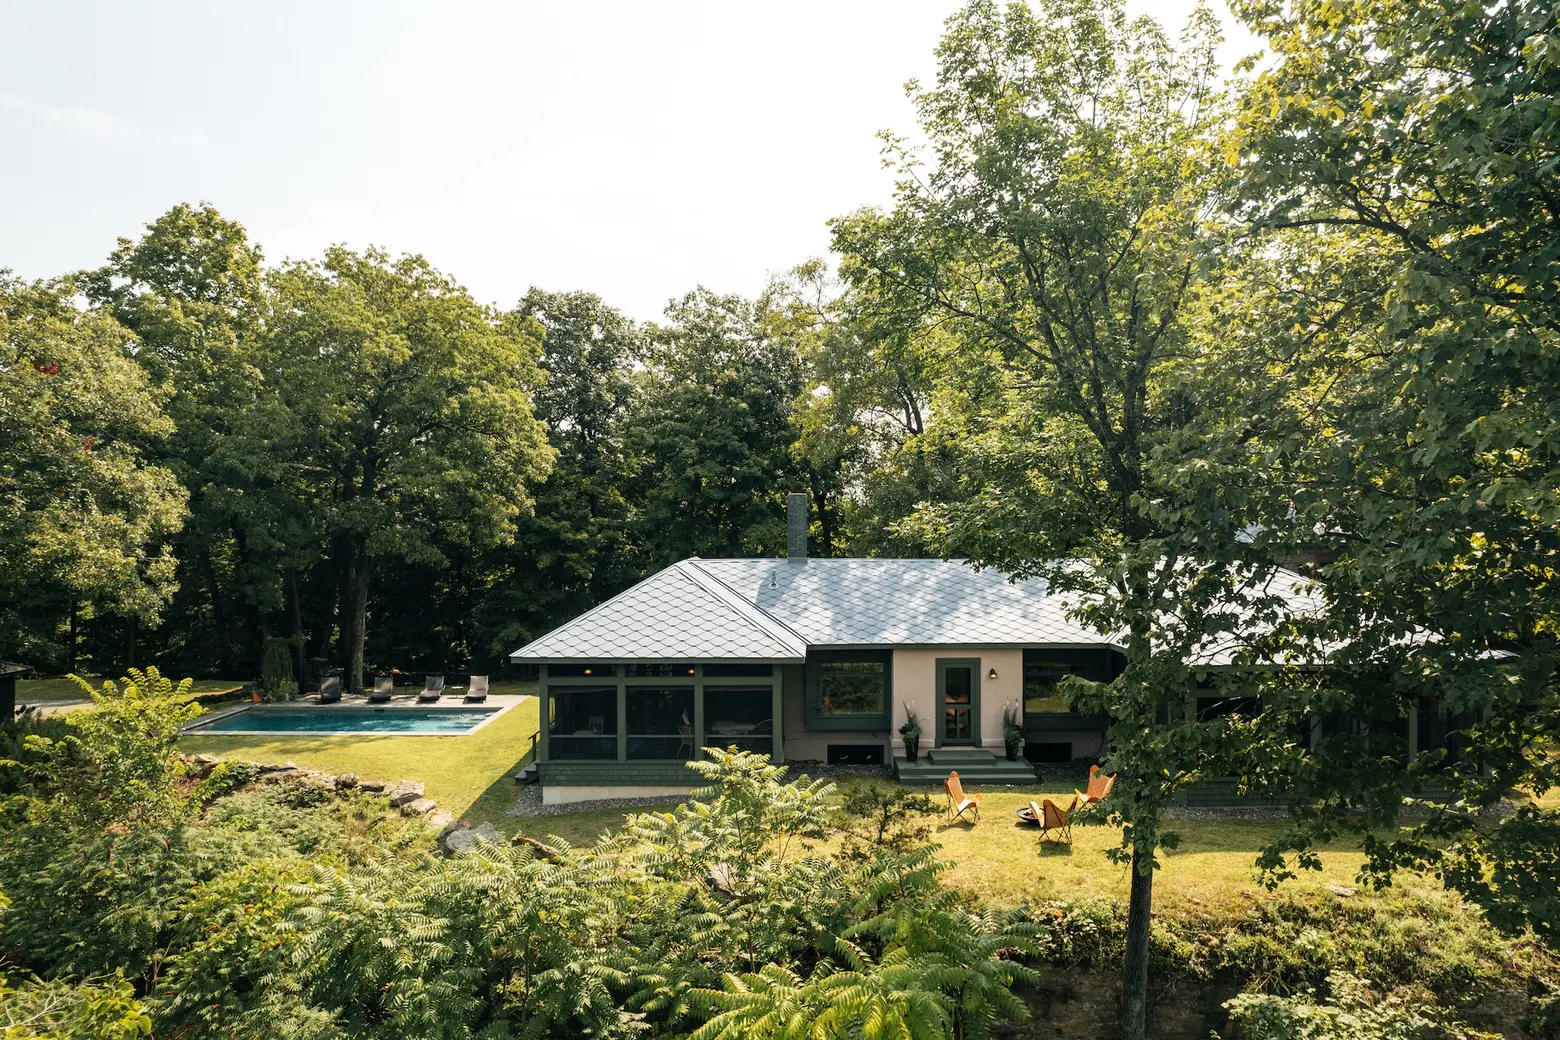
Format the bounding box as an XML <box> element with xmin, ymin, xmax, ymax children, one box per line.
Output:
<box><xmin>891</xmin><ymin>648</ymin><xmax>1023</xmax><ymax>753</ymax></box>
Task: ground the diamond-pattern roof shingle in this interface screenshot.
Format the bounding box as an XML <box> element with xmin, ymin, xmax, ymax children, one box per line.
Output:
<box><xmin>511</xmin><ymin>557</ymin><xmax>1113</xmax><ymax>661</ymax></box>
<box><xmin>510</xmin><ymin>562</ymin><xmax>806</xmax><ymax>661</ymax></box>
<box><xmin>690</xmin><ymin>558</ymin><xmax>1103</xmax><ymax>647</ymax></box>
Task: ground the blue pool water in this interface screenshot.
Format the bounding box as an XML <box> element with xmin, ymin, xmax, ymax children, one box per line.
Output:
<box><xmin>191</xmin><ymin>706</ymin><xmax>499</xmax><ymax>735</ymax></box>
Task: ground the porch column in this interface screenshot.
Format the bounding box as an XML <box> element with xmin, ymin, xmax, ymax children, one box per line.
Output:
<box><xmin>771</xmin><ymin>672</ymin><xmax>784</xmax><ymax>762</ymax></box>
<box><xmin>538</xmin><ymin>665</ymin><xmax>549</xmax><ymax>763</ymax></box>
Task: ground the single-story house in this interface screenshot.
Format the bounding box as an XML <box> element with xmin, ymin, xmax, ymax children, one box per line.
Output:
<box><xmin>510</xmin><ymin>495</ymin><xmax>1470</xmax><ymax>805</ymax></box>
<box><xmin>512</xmin><ymin>495</ymin><xmax>1122</xmax><ymax>804</ymax></box>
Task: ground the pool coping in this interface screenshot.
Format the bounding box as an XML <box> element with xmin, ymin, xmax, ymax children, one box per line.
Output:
<box><xmin>182</xmin><ymin>697</ymin><xmax>524</xmax><ymax>737</ymax></box>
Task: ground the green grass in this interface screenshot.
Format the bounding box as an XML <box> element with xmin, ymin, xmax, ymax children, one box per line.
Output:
<box><xmin>506</xmin><ymin>779</ymin><xmax>1374</xmax><ymax>915</ymax></box>
<box><xmin>19</xmin><ymin>676</ymin><xmax>249</xmax><ymax>703</ymax></box>
<box><xmin>181</xmin><ymin>682</ymin><xmax>541</xmax><ymax>824</ymax></box>
<box><xmin>178</xmin><ymin>700</ymin><xmax>1412</xmax><ymax>914</ymax></box>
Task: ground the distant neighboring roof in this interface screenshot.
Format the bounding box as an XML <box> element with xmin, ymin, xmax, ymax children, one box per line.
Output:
<box><xmin>0</xmin><ymin>662</ymin><xmax>29</xmax><ymax>678</ymax></box>
<box><xmin>511</xmin><ymin>557</ymin><xmax>1108</xmax><ymax>662</ymax></box>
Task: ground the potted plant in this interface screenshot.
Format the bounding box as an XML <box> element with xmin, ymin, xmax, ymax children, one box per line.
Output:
<box><xmin>899</xmin><ymin>707</ymin><xmax>923</xmax><ymax>763</ymax></box>
<box><xmin>1002</xmin><ymin>704</ymin><xmax>1024</xmax><ymax>761</ymax></box>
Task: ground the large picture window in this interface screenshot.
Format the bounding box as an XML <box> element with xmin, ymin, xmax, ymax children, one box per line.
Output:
<box><xmin>819</xmin><ymin>661</ymin><xmax>886</xmax><ymax>716</ymax></box>
<box><xmin>626</xmin><ymin>686</ymin><xmax>694</xmax><ymax>760</ymax></box>
<box><xmin>1024</xmin><ymin>660</ymin><xmax>1077</xmax><ymax>715</ymax></box>
<box><xmin>805</xmin><ymin>652</ymin><xmax>891</xmax><ymax>730</ymax></box>
<box><xmin>548</xmin><ymin>685</ymin><xmax>617</xmax><ymax>760</ymax></box>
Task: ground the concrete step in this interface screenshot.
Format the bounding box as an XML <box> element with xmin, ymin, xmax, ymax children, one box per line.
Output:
<box><xmin>925</xmin><ymin>747</ymin><xmax>1004</xmax><ymax>764</ymax></box>
<box><xmin>892</xmin><ymin>756</ymin><xmax>1038</xmax><ymax>785</ymax></box>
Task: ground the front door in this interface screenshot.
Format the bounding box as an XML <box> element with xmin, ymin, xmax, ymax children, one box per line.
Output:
<box><xmin>937</xmin><ymin>658</ymin><xmax>980</xmax><ymax>746</ymax></box>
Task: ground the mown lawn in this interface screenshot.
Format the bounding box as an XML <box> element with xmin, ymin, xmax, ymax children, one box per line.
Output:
<box><xmin>182</xmin><ymin>682</ymin><xmax>541</xmax><ymax>824</ymax></box>
<box><xmin>507</xmin><ymin>779</ymin><xmax>1377</xmax><ymax>914</ymax></box>
<box><xmin>180</xmin><ymin>698</ymin><xmax>1436</xmax><ymax>913</ymax></box>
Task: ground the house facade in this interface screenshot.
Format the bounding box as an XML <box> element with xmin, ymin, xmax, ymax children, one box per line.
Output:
<box><xmin>513</xmin><ymin>499</ymin><xmax>1485</xmax><ymax>805</ymax></box>
<box><xmin>511</xmin><ymin>496</ymin><xmax>1132</xmax><ymax>804</ymax></box>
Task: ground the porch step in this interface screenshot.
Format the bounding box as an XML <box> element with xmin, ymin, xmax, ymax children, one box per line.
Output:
<box><xmin>893</xmin><ymin>749</ymin><xmax>1038</xmax><ymax>785</ymax></box>
<box><xmin>926</xmin><ymin>747</ymin><xmax>1005</xmax><ymax>764</ymax></box>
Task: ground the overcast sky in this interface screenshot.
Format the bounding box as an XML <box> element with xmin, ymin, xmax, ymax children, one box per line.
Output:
<box><xmin>0</xmin><ymin>1</ymin><xmax>1260</xmax><ymax>321</ymax></box>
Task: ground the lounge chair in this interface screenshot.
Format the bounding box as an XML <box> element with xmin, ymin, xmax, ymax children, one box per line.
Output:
<box><xmin>367</xmin><ymin>675</ymin><xmax>394</xmax><ymax>704</ymax></box>
<box><xmin>1076</xmin><ymin>764</ymin><xmax>1117</xmax><ymax>806</ymax></box>
<box><xmin>317</xmin><ymin>676</ymin><xmax>341</xmax><ymax>704</ymax></box>
<box><xmin>1038</xmin><ymin>794</ymin><xmax>1078</xmax><ymax>842</ymax></box>
<box><xmin>463</xmin><ymin>675</ymin><xmax>489</xmax><ymax>703</ymax></box>
<box><xmin>417</xmin><ymin>675</ymin><xmax>445</xmax><ymax>703</ymax></box>
<box><xmin>945</xmin><ymin>770</ymin><xmax>982</xmax><ymax>824</ymax></box>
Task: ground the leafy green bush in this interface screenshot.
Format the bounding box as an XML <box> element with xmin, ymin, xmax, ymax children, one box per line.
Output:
<box><xmin>1226</xmin><ymin>973</ymin><xmax>1499</xmax><ymax>1040</ymax></box>
<box><xmin>0</xmin><ymin>972</ymin><xmax>151</xmax><ymax>1040</ymax></box>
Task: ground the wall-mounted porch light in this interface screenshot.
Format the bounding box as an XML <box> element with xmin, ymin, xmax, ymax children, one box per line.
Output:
<box><xmin>987</xmin><ymin>667</ymin><xmax>999</xmax><ymax>680</ymax></box>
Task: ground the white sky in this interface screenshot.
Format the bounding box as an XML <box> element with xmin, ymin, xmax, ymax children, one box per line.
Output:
<box><xmin>0</xmin><ymin>1</ymin><xmax>1260</xmax><ymax>321</ymax></box>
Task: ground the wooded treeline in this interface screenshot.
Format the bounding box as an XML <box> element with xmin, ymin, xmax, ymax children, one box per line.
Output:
<box><xmin>4</xmin><ymin>0</ymin><xmax>1558</xmax><ymax>1035</ymax></box>
<box><xmin>0</xmin><ymin>216</ymin><xmax>941</xmax><ymax>688</ymax></box>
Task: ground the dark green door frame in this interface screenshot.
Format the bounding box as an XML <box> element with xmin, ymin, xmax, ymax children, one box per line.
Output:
<box><xmin>935</xmin><ymin>658</ymin><xmax>981</xmax><ymax>747</ymax></box>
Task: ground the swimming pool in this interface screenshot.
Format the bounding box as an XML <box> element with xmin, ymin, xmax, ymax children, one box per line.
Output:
<box><xmin>186</xmin><ymin>705</ymin><xmax>504</xmax><ymax>736</ymax></box>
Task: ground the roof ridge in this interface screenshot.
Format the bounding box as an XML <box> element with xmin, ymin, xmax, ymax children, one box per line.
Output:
<box><xmin>680</xmin><ymin>560</ymin><xmax>809</xmax><ymax>656</ymax></box>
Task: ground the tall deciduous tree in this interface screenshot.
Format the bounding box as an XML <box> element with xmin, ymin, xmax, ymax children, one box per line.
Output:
<box><xmin>830</xmin><ymin>3</ymin><xmax>1304</xmax><ymax>1034</ymax></box>
<box><xmin>1231</xmin><ymin>0</ymin><xmax>1560</xmax><ymax>942</ymax></box>
<box><xmin>471</xmin><ymin>288</ymin><xmax>643</xmax><ymax>660</ymax></box>
<box><xmin>267</xmin><ymin>248</ymin><xmax>553</xmax><ymax>692</ymax></box>
<box><xmin>0</xmin><ymin>274</ymin><xmax>186</xmax><ymax>665</ymax></box>
<box><xmin>626</xmin><ymin>288</ymin><xmax>802</xmax><ymax>566</ymax></box>
<box><xmin>83</xmin><ymin>204</ymin><xmax>303</xmax><ymax>678</ymax></box>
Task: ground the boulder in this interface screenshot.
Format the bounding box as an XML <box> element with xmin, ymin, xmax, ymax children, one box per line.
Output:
<box><xmin>472</xmin><ymin>821</ymin><xmax>501</xmax><ymax>843</ymax></box>
<box><xmin>191</xmin><ymin>753</ymin><xmax>221</xmax><ymax>766</ymax></box>
<box><xmin>400</xmin><ymin>797</ymin><xmax>438</xmax><ymax>816</ymax></box>
<box><xmin>428</xmin><ymin>812</ymin><xmax>458</xmax><ymax>838</ymax></box>
<box><xmin>357</xmin><ymin>779</ymin><xmax>388</xmax><ymax>793</ymax></box>
<box><xmin>388</xmin><ymin>781</ymin><xmax>425</xmax><ymax>807</ymax></box>
<box><xmin>443</xmin><ymin>827</ymin><xmax>477</xmax><ymax>855</ymax></box>
<box><xmin>333</xmin><ymin>773</ymin><xmax>359</xmax><ymax>790</ymax></box>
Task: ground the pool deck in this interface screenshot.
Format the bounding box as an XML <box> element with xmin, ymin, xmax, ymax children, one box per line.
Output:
<box><xmin>184</xmin><ymin>693</ymin><xmax>527</xmax><ymax>736</ymax></box>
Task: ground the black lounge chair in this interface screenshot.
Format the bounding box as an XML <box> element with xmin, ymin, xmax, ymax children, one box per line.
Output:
<box><xmin>367</xmin><ymin>675</ymin><xmax>394</xmax><ymax>704</ymax></box>
<box><xmin>317</xmin><ymin>676</ymin><xmax>341</xmax><ymax>704</ymax></box>
<box><xmin>463</xmin><ymin>675</ymin><xmax>489</xmax><ymax>704</ymax></box>
<box><xmin>417</xmin><ymin>675</ymin><xmax>445</xmax><ymax>703</ymax></box>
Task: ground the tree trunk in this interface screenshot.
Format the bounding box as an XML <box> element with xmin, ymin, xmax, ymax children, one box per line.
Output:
<box><xmin>66</xmin><ymin>600</ymin><xmax>78</xmax><ymax>674</ymax></box>
<box><xmin>1121</xmin><ymin>845</ymin><xmax>1154</xmax><ymax>1040</ymax></box>
<box><xmin>285</xmin><ymin>567</ymin><xmax>309</xmax><ymax>697</ymax></box>
<box><xmin>202</xmin><ymin>549</ymin><xmax>230</xmax><ymax>673</ymax></box>
<box><xmin>126</xmin><ymin>614</ymin><xmax>137</xmax><ymax>670</ymax></box>
<box><xmin>343</xmin><ymin>547</ymin><xmax>370</xmax><ymax>695</ymax></box>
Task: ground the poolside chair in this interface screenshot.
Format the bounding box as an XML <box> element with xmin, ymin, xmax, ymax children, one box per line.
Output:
<box><xmin>945</xmin><ymin>770</ymin><xmax>982</xmax><ymax>824</ymax></box>
<box><xmin>1076</xmin><ymin>764</ymin><xmax>1117</xmax><ymax>806</ymax></box>
<box><xmin>367</xmin><ymin>675</ymin><xmax>394</xmax><ymax>704</ymax></box>
<box><xmin>317</xmin><ymin>676</ymin><xmax>341</xmax><ymax>704</ymax></box>
<box><xmin>1037</xmin><ymin>794</ymin><xmax>1078</xmax><ymax>843</ymax></box>
<box><xmin>417</xmin><ymin>675</ymin><xmax>445</xmax><ymax>703</ymax></box>
<box><xmin>463</xmin><ymin>675</ymin><xmax>489</xmax><ymax>704</ymax></box>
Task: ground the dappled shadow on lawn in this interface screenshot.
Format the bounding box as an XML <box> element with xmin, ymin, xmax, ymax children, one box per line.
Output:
<box><xmin>464</xmin><ymin>745</ymin><xmax>538</xmax><ymax>827</ymax></box>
